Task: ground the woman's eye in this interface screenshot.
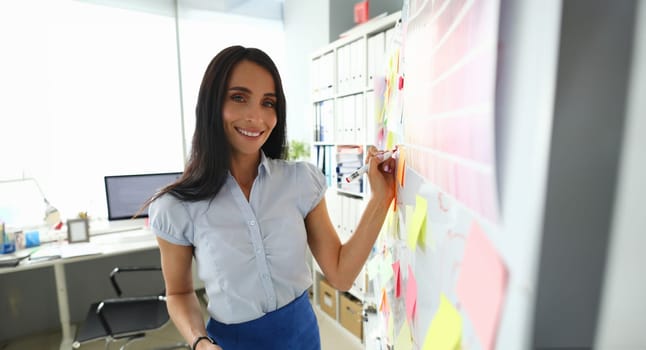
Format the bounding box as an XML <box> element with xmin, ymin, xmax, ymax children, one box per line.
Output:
<box><xmin>263</xmin><ymin>100</ymin><xmax>276</xmax><ymax>108</ymax></box>
<box><xmin>231</xmin><ymin>94</ymin><xmax>245</xmax><ymax>102</ymax></box>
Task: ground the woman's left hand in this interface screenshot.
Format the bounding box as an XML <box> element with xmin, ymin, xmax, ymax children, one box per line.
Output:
<box><xmin>365</xmin><ymin>145</ymin><xmax>396</xmax><ymax>205</ymax></box>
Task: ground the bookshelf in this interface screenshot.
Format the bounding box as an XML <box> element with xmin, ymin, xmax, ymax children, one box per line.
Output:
<box><xmin>309</xmin><ymin>11</ymin><xmax>401</xmax><ymax>344</ymax></box>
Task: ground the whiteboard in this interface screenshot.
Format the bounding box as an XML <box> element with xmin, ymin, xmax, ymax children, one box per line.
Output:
<box><xmin>364</xmin><ymin>1</ymin><xmax>562</xmax><ymax>349</ymax></box>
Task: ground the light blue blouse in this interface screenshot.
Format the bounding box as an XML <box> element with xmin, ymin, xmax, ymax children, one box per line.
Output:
<box><xmin>149</xmin><ymin>153</ymin><xmax>327</xmax><ymax>324</ymax></box>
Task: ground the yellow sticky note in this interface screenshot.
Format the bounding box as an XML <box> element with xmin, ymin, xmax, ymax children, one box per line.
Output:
<box><xmin>406</xmin><ymin>205</ymin><xmax>417</xmax><ymax>250</ymax></box>
<box><xmin>395</xmin><ymin>320</ymin><xmax>414</xmax><ymax>350</ymax></box>
<box><xmin>422</xmin><ymin>294</ymin><xmax>463</xmax><ymax>350</ymax></box>
<box><xmin>388</xmin><ymin>312</ymin><xmax>395</xmax><ymax>342</ymax></box>
<box><xmin>386</xmin><ymin>131</ymin><xmax>395</xmax><ymax>150</ymax></box>
<box><xmin>407</xmin><ymin>195</ymin><xmax>428</xmax><ymax>250</ymax></box>
<box><xmin>386</xmin><ymin>204</ymin><xmax>398</xmax><ymax>238</ymax></box>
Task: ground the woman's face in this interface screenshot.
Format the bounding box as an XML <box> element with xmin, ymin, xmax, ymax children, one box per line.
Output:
<box><xmin>222</xmin><ymin>60</ymin><xmax>277</xmax><ymax>158</ymax></box>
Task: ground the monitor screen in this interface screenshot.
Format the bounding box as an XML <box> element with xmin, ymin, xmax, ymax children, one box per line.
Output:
<box><xmin>104</xmin><ymin>172</ymin><xmax>181</xmax><ymax>220</ymax></box>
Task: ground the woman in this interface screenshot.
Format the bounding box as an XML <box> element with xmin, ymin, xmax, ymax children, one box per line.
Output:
<box><xmin>147</xmin><ymin>45</ymin><xmax>395</xmax><ymax>350</ymax></box>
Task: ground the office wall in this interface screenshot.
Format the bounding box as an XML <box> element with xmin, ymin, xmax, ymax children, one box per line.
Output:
<box><xmin>595</xmin><ymin>1</ymin><xmax>646</xmax><ymax>348</ymax></box>
<box><xmin>493</xmin><ymin>2</ymin><xmax>563</xmax><ymax>349</ymax></box>
<box><xmin>532</xmin><ymin>1</ymin><xmax>637</xmax><ymax>348</ymax></box>
<box><xmin>283</xmin><ymin>0</ymin><xmax>329</xmax><ymax>143</ymax></box>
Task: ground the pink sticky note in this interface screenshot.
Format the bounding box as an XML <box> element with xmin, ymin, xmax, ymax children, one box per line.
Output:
<box><xmin>405</xmin><ymin>265</ymin><xmax>418</xmax><ymax>322</ymax></box>
<box><xmin>456</xmin><ymin>221</ymin><xmax>508</xmax><ymax>350</ymax></box>
<box><xmin>393</xmin><ymin>260</ymin><xmax>402</xmax><ymax>298</ymax></box>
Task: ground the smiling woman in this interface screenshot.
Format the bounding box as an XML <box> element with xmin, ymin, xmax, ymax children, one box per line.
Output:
<box><xmin>223</xmin><ymin>61</ymin><xmax>278</xmax><ymax>167</ymax></box>
<box><xmin>139</xmin><ymin>45</ymin><xmax>396</xmax><ymax>350</ymax></box>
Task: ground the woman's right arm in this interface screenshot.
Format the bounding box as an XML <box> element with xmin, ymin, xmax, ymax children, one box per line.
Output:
<box><xmin>157</xmin><ymin>237</ymin><xmax>221</xmax><ymax>350</ymax></box>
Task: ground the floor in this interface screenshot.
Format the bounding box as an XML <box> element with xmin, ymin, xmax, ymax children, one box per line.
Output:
<box><xmin>0</xmin><ymin>298</ymin><xmax>363</xmax><ymax>350</ymax></box>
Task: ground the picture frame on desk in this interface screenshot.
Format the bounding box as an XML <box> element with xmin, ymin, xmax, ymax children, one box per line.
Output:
<box><xmin>67</xmin><ymin>218</ymin><xmax>89</xmax><ymax>243</ymax></box>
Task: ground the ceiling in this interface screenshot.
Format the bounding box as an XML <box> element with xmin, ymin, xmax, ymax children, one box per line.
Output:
<box><xmin>77</xmin><ymin>0</ymin><xmax>284</xmax><ymax>21</ymax></box>
<box><xmin>179</xmin><ymin>0</ymin><xmax>283</xmax><ymax>20</ymax></box>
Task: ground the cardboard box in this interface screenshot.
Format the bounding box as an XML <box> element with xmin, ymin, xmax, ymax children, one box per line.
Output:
<box><xmin>339</xmin><ymin>293</ymin><xmax>363</xmax><ymax>339</ymax></box>
<box><xmin>319</xmin><ymin>279</ymin><xmax>337</xmax><ymax>319</ymax></box>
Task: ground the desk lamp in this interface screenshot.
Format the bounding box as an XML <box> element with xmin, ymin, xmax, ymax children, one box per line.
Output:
<box><xmin>32</xmin><ymin>179</ymin><xmax>62</xmax><ymax>229</ymax></box>
<box><xmin>0</xmin><ymin>177</ymin><xmax>62</xmax><ymax>229</ymax></box>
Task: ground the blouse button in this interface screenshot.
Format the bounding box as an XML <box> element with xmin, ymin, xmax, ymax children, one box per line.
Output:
<box><xmin>249</xmin><ymin>220</ymin><xmax>256</xmax><ymax>226</ymax></box>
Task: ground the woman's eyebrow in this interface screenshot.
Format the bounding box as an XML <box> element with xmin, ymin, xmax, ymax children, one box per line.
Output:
<box><xmin>228</xmin><ymin>86</ymin><xmax>251</xmax><ymax>93</ymax></box>
<box><xmin>228</xmin><ymin>86</ymin><xmax>276</xmax><ymax>97</ymax></box>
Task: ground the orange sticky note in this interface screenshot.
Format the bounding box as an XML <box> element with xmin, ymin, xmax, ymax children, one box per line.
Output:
<box><xmin>380</xmin><ymin>288</ymin><xmax>390</xmax><ymax>314</ymax></box>
<box><xmin>396</xmin><ymin>147</ymin><xmax>406</xmax><ymax>187</ymax></box>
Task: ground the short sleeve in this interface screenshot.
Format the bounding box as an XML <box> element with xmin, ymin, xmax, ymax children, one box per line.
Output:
<box><xmin>300</xmin><ymin>161</ymin><xmax>328</xmax><ymax>215</ymax></box>
<box><xmin>148</xmin><ymin>193</ymin><xmax>194</xmax><ymax>246</ymax></box>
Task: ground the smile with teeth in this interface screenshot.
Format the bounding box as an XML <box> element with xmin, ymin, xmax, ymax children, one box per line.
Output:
<box><xmin>236</xmin><ymin>127</ymin><xmax>263</xmax><ymax>137</ymax></box>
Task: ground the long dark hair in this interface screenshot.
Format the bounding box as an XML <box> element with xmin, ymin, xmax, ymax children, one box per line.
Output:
<box><xmin>146</xmin><ymin>46</ymin><xmax>287</xmax><ymax>207</ymax></box>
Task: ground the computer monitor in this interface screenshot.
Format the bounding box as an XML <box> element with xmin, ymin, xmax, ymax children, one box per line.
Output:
<box><xmin>104</xmin><ymin>172</ymin><xmax>182</xmax><ymax>220</ymax></box>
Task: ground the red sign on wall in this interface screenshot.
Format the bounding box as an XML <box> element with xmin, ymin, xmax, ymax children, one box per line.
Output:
<box><xmin>354</xmin><ymin>1</ymin><xmax>369</xmax><ymax>24</ymax></box>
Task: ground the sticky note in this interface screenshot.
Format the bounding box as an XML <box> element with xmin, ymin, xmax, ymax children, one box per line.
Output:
<box><xmin>405</xmin><ymin>265</ymin><xmax>417</xmax><ymax>322</ymax></box>
<box><xmin>456</xmin><ymin>221</ymin><xmax>508</xmax><ymax>350</ymax></box>
<box><xmin>395</xmin><ymin>320</ymin><xmax>414</xmax><ymax>350</ymax></box>
<box><xmin>396</xmin><ymin>147</ymin><xmax>406</xmax><ymax>187</ymax></box>
<box><xmin>393</xmin><ymin>260</ymin><xmax>401</xmax><ymax>298</ymax></box>
<box><xmin>380</xmin><ymin>288</ymin><xmax>390</xmax><ymax>314</ymax></box>
<box><xmin>386</xmin><ymin>131</ymin><xmax>395</xmax><ymax>150</ymax></box>
<box><xmin>405</xmin><ymin>205</ymin><xmax>416</xmax><ymax>250</ymax></box>
<box><xmin>388</xmin><ymin>312</ymin><xmax>395</xmax><ymax>342</ymax></box>
<box><xmin>422</xmin><ymin>294</ymin><xmax>462</xmax><ymax>350</ymax></box>
<box><xmin>407</xmin><ymin>195</ymin><xmax>428</xmax><ymax>250</ymax></box>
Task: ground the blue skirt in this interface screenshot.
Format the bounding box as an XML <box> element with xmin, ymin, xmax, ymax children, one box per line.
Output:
<box><xmin>206</xmin><ymin>291</ymin><xmax>321</xmax><ymax>350</ymax></box>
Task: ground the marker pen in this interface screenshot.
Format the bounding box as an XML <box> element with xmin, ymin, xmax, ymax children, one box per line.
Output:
<box><xmin>345</xmin><ymin>150</ymin><xmax>395</xmax><ymax>183</ymax></box>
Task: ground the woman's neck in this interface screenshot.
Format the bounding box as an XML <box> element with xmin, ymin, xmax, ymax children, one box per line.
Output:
<box><xmin>229</xmin><ymin>152</ymin><xmax>261</xmax><ymax>189</ymax></box>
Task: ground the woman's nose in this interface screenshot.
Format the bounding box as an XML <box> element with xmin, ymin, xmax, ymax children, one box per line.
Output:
<box><xmin>245</xmin><ymin>104</ymin><xmax>264</xmax><ymax>121</ymax></box>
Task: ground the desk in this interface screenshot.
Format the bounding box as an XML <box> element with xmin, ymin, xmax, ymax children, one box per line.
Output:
<box><xmin>0</xmin><ymin>229</ymin><xmax>158</xmax><ymax>350</ymax></box>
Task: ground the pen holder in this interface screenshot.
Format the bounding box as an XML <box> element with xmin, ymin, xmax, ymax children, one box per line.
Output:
<box><xmin>1</xmin><ymin>223</ymin><xmax>16</xmax><ymax>254</ymax></box>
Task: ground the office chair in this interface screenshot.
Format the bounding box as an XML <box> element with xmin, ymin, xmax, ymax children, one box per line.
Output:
<box><xmin>72</xmin><ymin>266</ymin><xmax>190</xmax><ymax>350</ymax></box>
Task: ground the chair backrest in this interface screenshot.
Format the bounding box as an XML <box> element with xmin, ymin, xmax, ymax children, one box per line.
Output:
<box><xmin>109</xmin><ymin>266</ymin><xmax>164</xmax><ymax>297</ymax></box>
<box><xmin>73</xmin><ymin>266</ymin><xmax>172</xmax><ymax>348</ymax></box>
<box><xmin>96</xmin><ymin>296</ymin><xmax>169</xmax><ymax>338</ymax></box>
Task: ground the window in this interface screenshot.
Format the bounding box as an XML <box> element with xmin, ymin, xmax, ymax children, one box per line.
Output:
<box><xmin>0</xmin><ymin>0</ymin><xmax>285</xmax><ymax>223</ymax></box>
